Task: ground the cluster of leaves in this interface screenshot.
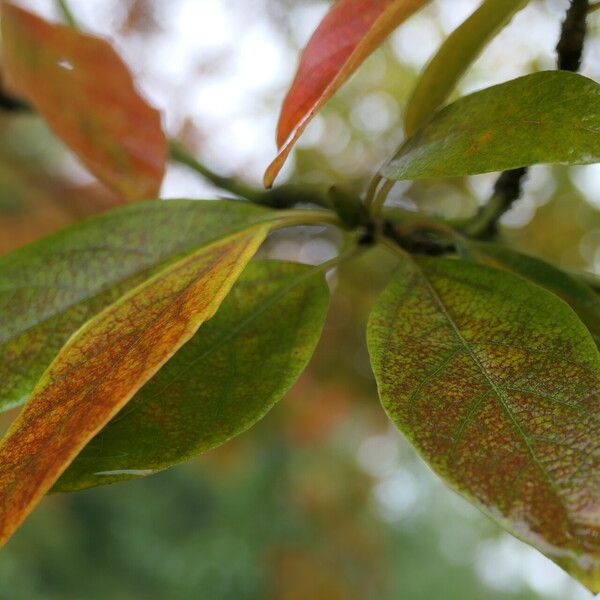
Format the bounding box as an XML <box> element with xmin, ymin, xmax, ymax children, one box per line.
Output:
<box><xmin>0</xmin><ymin>0</ymin><xmax>599</xmax><ymax>593</ymax></box>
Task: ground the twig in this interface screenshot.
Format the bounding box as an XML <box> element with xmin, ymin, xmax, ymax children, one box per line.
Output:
<box><xmin>557</xmin><ymin>0</ymin><xmax>589</xmax><ymax>71</ymax></box>
<box><xmin>382</xmin><ymin>219</ymin><xmax>460</xmax><ymax>257</ymax></box>
<box><xmin>169</xmin><ymin>141</ymin><xmax>338</xmax><ymax>211</ymax></box>
<box><xmin>169</xmin><ymin>141</ymin><xmax>264</xmax><ymax>202</ymax></box>
<box><xmin>465</xmin><ymin>0</ymin><xmax>589</xmax><ymax>239</ymax></box>
<box><xmin>462</xmin><ymin>167</ymin><xmax>527</xmax><ymax>239</ymax></box>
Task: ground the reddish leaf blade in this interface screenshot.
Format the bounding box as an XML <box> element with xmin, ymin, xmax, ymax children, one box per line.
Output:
<box><xmin>56</xmin><ymin>260</ymin><xmax>330</xmax><ymax>492</ymax></box>
<box><xmin>1</xmin><ymin>3</ymin><xmax>166</xmax><ymax>201</ymax></box>
<box><xmin>0</xmin><ymin>199</ymin><xmax>280</xmax><ymax>414</ymax></box>
<box><xmin>264</xmin><ymin>0</ymin><xmax>431</xmax><ymax>188</ymax></box>
<box><xmin>0</xmin><ymin>226</ymin><xmax>267</xmax><ymax>545</ymax></box>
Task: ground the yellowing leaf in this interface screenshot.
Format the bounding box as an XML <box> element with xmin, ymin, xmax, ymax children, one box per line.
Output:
<box><xmin>368</xmin><ymin>257</ymin><xmax>600</xmax><ymax>592</ymax></box>
<box><xmin>0</xmin><ymin>199</ymin><xmax>280</xmax><ymax>413</ymax></box>
<box><xmin>1</xmin><ymin>3</ymin><xmax>166</xmax><ymax>201</ymax></box>
<box><xmin>404</xmin><ymin>0</ymin><xmax>528</xmax><ymax>135</ymax></box>
<box><xmin>264</xmin><ymin>0</ymin><xmax>431</xmax><ymax>188</ymax></box>
<box><xmin>56</xmin><ymin>260</ymin><xmax>330</xmax><ymax>491</ymax></box>
<box><xmin>0</xmin><ymin>226</ymin><xmax>268</xmax><ymax>546</ymax></box>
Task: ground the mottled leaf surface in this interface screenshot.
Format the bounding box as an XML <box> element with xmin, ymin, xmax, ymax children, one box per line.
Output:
<box><xmin>384</xmin><ymin>71</ymin><xmax>600</xmax><ymax>181</ymax></box>
<box><xmin>0</xmin><ymin>227</ymin><xmax>268</xmax><ymax>546</ymax></box>
<box><xmin>264</xmin><ymin>0</ymin><xmax>431</xmax><ymax>188</ymax></box>
<box><xmin>404</xmin><ymin>0</ymin><xmax>528</xmax><ymax>135</ymax></box>
<box><xmin>57</xmin><ymin>260</ymin><xmax>330</xmax><ymax>491</ymax></box>
<box><xmin>1</xmin><ymin>3</ymin><xmax>166</xmax><ymax>200</ymax></box>
<box><xmin>368</xmin><ymin>257</ymin><xmax>600</xmax><ymax>592</ymax></box>
<box><xmin>0</xmin><ymin>199</ymin><xmax>281</xmax><ymax>413</ymax></box>
<box><xmin>470</xmin><ymin>242</ymin><xmax>600</xmax><ymax>347</ymax></box>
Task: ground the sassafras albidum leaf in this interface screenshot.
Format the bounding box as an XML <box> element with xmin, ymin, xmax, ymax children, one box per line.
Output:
<box><xmin>368</xmin><ymin>257</ymin><xmax>600</xmax><ymax>592</ymax></box>
<box><xmin>404</xmin><ymin>0</ymin><xmax>528</xmax><ymax>135</ymax></box>
<box><xmin>56</xmin><ymin>260</ymin><xmax>330</xmax><ymax>491</ymax></box>
<box><xmin>0</xmin><ymin>226</ymin><xmax>268</xmax><ymax>546</ymax></box>
<box><xmin>264</xmin><ymin>0</ymin><xmax>431</xmax><ymax>188</ymax></box>
<box><xmin>1</xmin><ymin>3</ymin><xmax>166</xmax><ymax>200</ymax></box>
<box><xmin>469</xmin><ymin>242</ymin><xmax>600</xmax><ymax>347</ymax></box>
<box><xmin>384</xmin><ymin>71</ymin><xmax>600</xmax><ymax>181</ymax></box>
<box><xmin>0</xmin><ymin>199</ymin><xmax>281</xmax><ymax>413</ymax></box>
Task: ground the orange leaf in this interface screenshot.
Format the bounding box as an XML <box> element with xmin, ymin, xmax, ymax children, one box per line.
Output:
<box><xmin>264</xmin><ymin>0</ymin><xmax>431</xmax><ymax>188</ymax></box>
<box><xmin>1</xmin><ymin>3</ymin><xmax>166</xmax><ymax>201</ymax></box>
<box><xmin>0</xmin><ymin>226</ymin><xmax>267</xmax><ymax>545</ymax></box>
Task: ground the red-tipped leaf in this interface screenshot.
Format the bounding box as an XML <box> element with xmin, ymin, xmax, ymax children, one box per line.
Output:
<box><xmin>264</xmin><ymin>0</ymin><xmax>431</xmax><ymax>188</ymax></box>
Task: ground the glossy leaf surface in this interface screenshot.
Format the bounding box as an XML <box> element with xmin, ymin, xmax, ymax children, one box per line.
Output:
<box><xmin>384</xmin><ymin>71</ymin><xmax>600</xmax><ymax>181</ymax></box>
<box><xmin>368</xmin><ymin>257</ymin><xmax>600</xmax><ymax>591</ymax></box>
<box><xmin>57</xmin><ymin>260</ymin><xmax>330</xmax><ymax>491</ymax></box>
<box><xmin>0</xmin><ymin>199</ymin><xmax>281</xmax><ymax>413</ymax></box>
<box><xmin>1</xmin><ymin>3</ymin><xmax>166</xmax><ymax>200</ymax></box>
<box><xmin>470</xmin><ymin>242</ymin><xmax>600</xmax><ymax>347</ymax></box>
<box><xmin>404</xmin><ymin>0</ymin><xmax>528</xmax><ymax>135</ymax></box>
<box><xmin>0</xmin><ymin>227</ymin><xmax>268</xmax><ymax>546</ymax></box>
<box><xmin>264</xmin><ymin>0</ymin><xmax>431</xmax><ymax>188</ymax></box>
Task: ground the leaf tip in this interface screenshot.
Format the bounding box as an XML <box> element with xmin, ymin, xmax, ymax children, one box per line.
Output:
<box><xmin>264</xmin><ymin>143</ymin><xmax>292</xmax><ymax>189</ymax></box>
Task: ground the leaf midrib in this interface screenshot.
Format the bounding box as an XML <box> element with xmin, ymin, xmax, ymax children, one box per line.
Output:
<box><xmin>41</xmin><ymin>236</ymin><xmax>251</xmax><ymax>390</ymax></box>
<box><xmin>4</xmin><ymin>235</ymin><xmax>254</xmax><ymax>495</ymax></box>
<box><xmin>135</xmin><ymin>263</ymin><xmax>327</xmax><ymax>406</ymax></box>
<box><xmin>0</xmin><ymin>217</ymin><xmax>278</xmax><ymax>347</ymax></box>
<box><xmin>417</xmin><ymin>264</ymin><xmax>574</xmax><ymax>524</ymax></box>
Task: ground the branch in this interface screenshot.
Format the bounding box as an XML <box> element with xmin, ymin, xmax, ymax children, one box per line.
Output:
<box><xmin>465</xmin><ymin>0</ymin><xmax>589</xmax><ymax>240</ymax></box>
<box><xmin>462</xmin><ymin>168</ymin><xmax>527</xmax><ymax>239</ymax></box>
<box><xmin>557</xmin><ymin>0</ymin><xmax>589</xmax><ymax>71</ymax></box>
<box><xmin>168</xmin><ymin>141</ymin><xmax>339</xmax><ymax>212</ymax></box>
<box><xmin>168</xmin><ymin>142</ymin><xmax>264</xmax><ymax>203</ymax></box>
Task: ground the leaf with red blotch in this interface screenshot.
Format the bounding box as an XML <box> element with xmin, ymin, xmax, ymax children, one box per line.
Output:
<box><xmin>1</xmin><ymin>3</ymin><xmax>166</xmax><ymax>201</ymax></box>
<box><xmin>0</xmin><ymin>225</ymin><xmax>267</xmax><ymax>546</ymax></box>
<box><xmin>264</xmin><ymin>0</ymin><xmax>431</xmax><ymax>188</ymax></box>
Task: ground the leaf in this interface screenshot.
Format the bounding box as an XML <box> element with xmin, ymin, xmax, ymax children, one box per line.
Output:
<box><xmin>367</xmin><ymin>256</ymin><xmax>600</xmax><ymax>592</ymax></box>
<box><xmin>0</xmin><ymin>226</ymin><xmax>268</xmax><ymax>546</ymax></box>
<box><xmin>469</xmin><ymin>242</ymin><xmax>600</xmax><ymax>347</ymax></box>
<box><xmin>56</xmin><ymin>260</ymin><xmax>330</xmax><ymax>491</ymax></box>
<box><xmin>264</xmin><ymin>0</ymin><xmax>431</xmax><ymax>188</ymax></box>
<box><xmin>404</xmin><ymin>0</ymin><xmax>528</xmax><ymax>136</ymax></box>
<box><xmin>1</xmin><ymin>3</ymin><xmax>166</xmax><ymax>200</ymax></box>
<box><xmin>383</xmin><ymin>71</ymin><xmax>600</xmax><ymax>181</ymax></box>
<box><xmin>0</xmin><ymin>199</ymin><xmax>282</xmax><ymax>413</ymax></box>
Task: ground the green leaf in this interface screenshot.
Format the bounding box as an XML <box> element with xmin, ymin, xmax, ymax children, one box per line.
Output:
<box><xmin>0</xmin><ymin>227</ymin><xmax>268</xmax><ymax>546</ymax></box>
<box><xmin>56</xmin><ymin>260</ymin><xmax>330</xmax><ymax>492</ymax></box>
<box><xmin>404</xmin><ymin>0</ymin><xmax>528</xmax><ymax>136</ymax></box>
<box><xmin>384</xmin><ymin>71</ymin><xmax>600</xmax><ymax>181</ymax></box>
<box><xmin>0</xmin><ymin>199</ymin><xmax>282</xmax><ymax>413</ymax></box>
<box><xmin>367</xmin><ymin>256</ymin><xmax>600</xmax><ymax>592</ymax></box>
<box><xmin>469</xmin><ymin>242</ymin><xmax>600</xmax><ymax>347</ymax></box>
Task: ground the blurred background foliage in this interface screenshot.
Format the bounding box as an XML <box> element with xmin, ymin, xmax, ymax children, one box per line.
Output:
<box><xmin>0</xmin><ymin>0</ymin><xmax>598</xmax><ymax>598</ymax></box>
